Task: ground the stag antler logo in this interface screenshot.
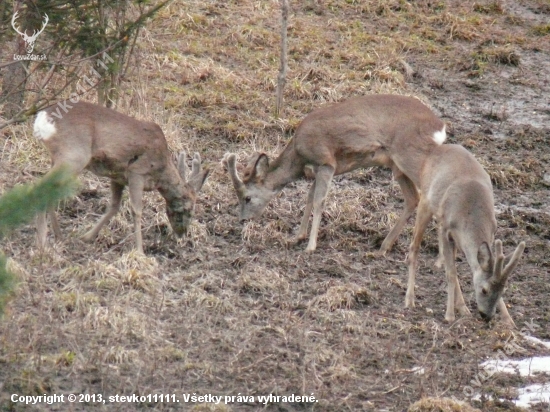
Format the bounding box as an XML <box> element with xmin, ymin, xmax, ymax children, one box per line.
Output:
<box><xmin>12</xmin><ymin>11</ymin><xmax>49</xmax><ymax>54</ymax></box>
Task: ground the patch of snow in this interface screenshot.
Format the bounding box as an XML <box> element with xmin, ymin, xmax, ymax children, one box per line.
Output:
<box><xmin>515</xmin><ymin>383</ymin><xmax>550</xmax><ymax>408</ymax></box>
<box><xmin>481</xmin><ymin>356</ymin><xmax>550</xmax><ymax>377</ymax></box>
<box><xmin>478</xmin><ymin>335</ymin><xmax>550</xmax><ymax>409</ymax></box>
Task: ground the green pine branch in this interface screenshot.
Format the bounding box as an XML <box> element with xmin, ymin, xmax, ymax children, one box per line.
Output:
<box><xmin>0</xmin><ymin>166</ymin><xmax>76</xmax><ymax>315</ymax></box>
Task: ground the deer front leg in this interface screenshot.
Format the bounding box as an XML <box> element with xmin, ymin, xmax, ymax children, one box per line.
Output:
<box><xmin>440</xmin><ymin>233</ymin><xmax>461</xmax><ymax>322</ymax></box>
<box><xmin>380</xmin><ymin>169</ymin><xmax>418</xmax><ymax>255</ymax></box>
<box><xmin>435</xmin><ymin>230</ymin><xmax>469</xmax><ymax>318</ymax></box>
<box><xmin>295</xmin><ymin>180</ymin><xmax>316</xmax><ymax>243</ymax></box>
<box><xmin>453</xmin><ymin>276</ymin><xmax>471</xmax><ymax>316</ymax></box>
<box><xmin>128</xmin><ymin>176</ymin><xmax>145</xmax><ymax>254</ymax></box>
<box><xmin>450</xmin><ymin>243</ymin><xmax>471</xmax><ymax>317</ymax></box>
<box><xmin>497</xmin><ymin>298</ymin><xmax>516</xmax><ymax>328</ymax></box>
<box><xmin>405</xmin><ymin>200</ymin><xmax>432</xmax><ymax>308</ymax></box>
<box><xmin>82</xmin><ymin>181</ymin><xmax>124</xmax><ymax>243</ymax></box>
<box><xmin>306</xmin><ymin>165</ymin><xmax>335</xmax><ymax>252</ymax></box>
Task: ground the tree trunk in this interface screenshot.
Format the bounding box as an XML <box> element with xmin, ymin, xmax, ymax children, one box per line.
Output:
<box><xmin>1</xmin><ymin>1</ymin><xmax>29</xmax><ymax>119</ymax></box>
<box><xmin>275</xmin><ymin>0</ymin><xmax>289</xmax><ymax>117</ymax></box>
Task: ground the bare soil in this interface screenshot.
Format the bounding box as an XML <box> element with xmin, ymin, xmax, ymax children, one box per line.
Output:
<box><xmin>0</xmin><ymin>0</ymin><xmax>549</xmax><ymax>411</ymax></box>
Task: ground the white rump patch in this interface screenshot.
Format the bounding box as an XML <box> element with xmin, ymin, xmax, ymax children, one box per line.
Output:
<box><xmin>33</xmin><ymin>111</ymin><xmax>57</xmax><ymax>141</ymax></box>
<box><xmin>432</xmin><ymin>124</ymin><xmax>447</xmax><ymax>145</ymax></box>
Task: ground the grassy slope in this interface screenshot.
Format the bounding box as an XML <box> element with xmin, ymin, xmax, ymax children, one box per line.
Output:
<box><xmin>0</xmin><ymin>0</ymin><xmax>549</xmax><ymax>411</ymax></box>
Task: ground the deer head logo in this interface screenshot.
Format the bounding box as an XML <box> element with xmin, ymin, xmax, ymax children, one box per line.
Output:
<box><xmin>11</xmin><ymin>11</ymin><xmax>49</xmax><ymax>54</ymax></box>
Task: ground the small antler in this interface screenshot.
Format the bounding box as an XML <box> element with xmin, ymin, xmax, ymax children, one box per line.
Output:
<box><xmin>493</xmin><ymin>239</ymin><xmax>505</xmax><ymax>283</ymax></box>
<box><xmin>191</xmin><ymin>152</ymin><xmax>202</xmax><ymax>177</ymax></box>
<box><xmin>177</xmin><ymin>151</ymin><xmax>188</xmax><ymax>181</ymax></box>
<box><xmin>503</xmin><ymin>241</ymin><xmax>526</xmax><ymax>278</ymax></box>
<box><xmin>493</xmin><ymin>239</ymin><xmax>526</xmax><ymax>285</ymax></box>
<box><xmin>186</xmin><ymin>152</ymin><xmax>209</xmax><ymax>192</ymax></box>
<box><xmin>222</xmin><ymin>152</ymin><xmax>245</xmax><ymax>193</ymax></box>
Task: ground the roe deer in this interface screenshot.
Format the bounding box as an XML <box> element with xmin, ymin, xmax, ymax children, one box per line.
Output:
<box><xmin>405</xmin><ymin>143</ymin><xmax>525</xmax><ymax>326</ymax></box>
<box><xmin>223</xmin><ymin>94</ymin><xmax>446</xmax><ymax>252</ymax></box>
<box><xmin>33</xmin><ymin>101</ymin><xmax>210</xmax><ymax>254</ymax></box>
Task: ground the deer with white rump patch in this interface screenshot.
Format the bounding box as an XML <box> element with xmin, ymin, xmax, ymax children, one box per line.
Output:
<box><xmin>33</xmin><ymin>101</ymin><xmax>210</xmax><ymax>254</ymax></box>
<box><xmin>405</xmin><ymin>143</ymin><xmax>525</xmax><ymax>326</ymax></box>
<box><xmin>223</xmin><ymin>94</ymin><xmax>446</xmax><ymax>253</ymax></box>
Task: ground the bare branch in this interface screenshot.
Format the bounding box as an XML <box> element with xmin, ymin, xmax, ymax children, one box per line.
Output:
<box><xmin>275</xmin><ymin>0</ymin><xmax>289</xmax><ymax>117</ymax></box>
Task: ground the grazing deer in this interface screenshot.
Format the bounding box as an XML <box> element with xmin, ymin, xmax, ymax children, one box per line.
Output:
<box><xmin>223</xmin><ymin>94</ymin><xmax>446</xmax><ymax>252</ymax></box>
<box><xmin>405</xmin><ymin>143</ymin><xmax>525</xmax><ymax>326</ymax></box>
<box><xmin>33</xmin><ymin>101</ymin><xmax>210</xmax><ymax>254</ymax></box>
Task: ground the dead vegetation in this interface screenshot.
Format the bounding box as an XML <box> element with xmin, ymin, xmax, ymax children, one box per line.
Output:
<box><xmin>0</xmin><ymin>0</ymin><xmax>549</xmax><ymax>411</ymax></box>
<box><xmin>408</xmin><ymin>397</ymin><xmax>482</xmax><ymax>412</ymax></box>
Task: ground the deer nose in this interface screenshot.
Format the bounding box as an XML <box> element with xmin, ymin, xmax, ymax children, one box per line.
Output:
<box><xmin>478</xmin><ymin>311</ymin><xmax>491</xmax><ymax>322</ymax></box>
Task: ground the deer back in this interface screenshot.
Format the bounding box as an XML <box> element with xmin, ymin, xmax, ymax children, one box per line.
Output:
<box><xmin>293</xmin><ymin>95</ymin><xmax>446</xmax><ymax>180</ymax></box>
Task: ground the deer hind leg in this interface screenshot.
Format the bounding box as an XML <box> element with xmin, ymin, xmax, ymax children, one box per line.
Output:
<box><xmin>380</xmin><ymin>167</ymin><xmax>419</xmax><ymax>255</ymax></box>
<box><xmin>36</xmin><ymin>211</ymin><xmax>48</xmax><ymax>250</ymax></box>
<box><xmin>36</xmin><ymin>179</ymin><xmax>66</xmax><ymax>250</ymax></box>
<box><xmin>49</xmin><ymin>205</ymin><xmax>61</xmax><ymax>239</ymax></box>
<box><xmin>36</xmin><ymin>156</ymin><xmax>89</xmax><ymax>250</ymax></box>
<box><xmin>305</xmin><ymin>164</ymin><xmax>335</xmax><ymax>252</ymax></box>
<box><xmin>82</xmin><ymin>180</ymin><xmax>124</xmax><ymax>244</ymax></box>
<box><xmin>295</xmin><ymin>180</ymin><xmax>316</xmax><ymax>243</ymax></box>
<box><xmin>405</xmin><ymin>199</ymin><xmax>432</xmax><ymax>308</ymax></box>
<box><xmin>435</xmin><ymin>228</ymin><xmax>445</xmax><ymax>268</ymax></box>
<box><xmin>128</xmin><ymin>175</ymin><xmax>145</xmax><ymax>254</ymax></box>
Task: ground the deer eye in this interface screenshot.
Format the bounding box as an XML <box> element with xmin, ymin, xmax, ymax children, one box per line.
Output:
<box><xmin>481</xmin><ymin>288</ymin><xmax>488</xmax><ymax>296</ymax></box>
<box><xmin>245</xmin><ymin>196</ymin><xmax>251</xmax><ymax>204</ymax></box>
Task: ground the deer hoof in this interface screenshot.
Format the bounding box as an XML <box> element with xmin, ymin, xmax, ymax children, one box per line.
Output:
<box><xmin>81</xmin><ymin>232</ymin><xmax>96</xmax><ymax>243</ymax></box>
<box><xmin>458</xmin><ymin>305</ymin><xmax>471</xmax><ymax>316</ymax></box>
<box><xmin>445</xmin><ymin>313</ymin><xmax>456</xmax><ymax>323</ymax></box>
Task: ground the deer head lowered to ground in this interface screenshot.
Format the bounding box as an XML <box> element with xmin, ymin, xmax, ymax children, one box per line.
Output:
<box><xmin>223</xmin><ymin>94</ymin><xmax>447</xmax><ymax>253</ymax></box>
<box><xmin>404</xmin><ymin>143</ymin><xmax>525</xmax><ymax>326</ymax></box>
<box><xmin>33</xmin><ymin>101</ymin><xmax>210</xmax><ymax>254</ymax></box>
<box><xmin>12</xmin><ymin>11</ymin><xmax>49</xmax><ymax>54</ymax></box>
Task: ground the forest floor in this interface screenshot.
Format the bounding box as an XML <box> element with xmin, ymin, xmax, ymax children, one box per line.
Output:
<box><xmin>0</xmin><ymin>0</ymin><xmax>549</xmax><ymax>411</ymax></box>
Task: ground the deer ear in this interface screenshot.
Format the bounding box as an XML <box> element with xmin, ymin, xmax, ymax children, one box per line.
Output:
<box><xmin>253</xmin><ymin>153</ymin><xmax>269</xmax><ymax>180</ymax></box>
<box><xmin>477</xmin><ymin>242</ymin><xmax>493</xmax><ymax>273</ymax></box>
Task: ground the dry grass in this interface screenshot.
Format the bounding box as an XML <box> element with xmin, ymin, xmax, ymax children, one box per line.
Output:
<box><xmin>408</xmin><ymin>397</ymin><xmax>482</xmax><ymax>412</ymax></box>
<box><xmin>1</xmin><ymin>0</ymin><xmax>549</xmax><ymax>411</ymax></box>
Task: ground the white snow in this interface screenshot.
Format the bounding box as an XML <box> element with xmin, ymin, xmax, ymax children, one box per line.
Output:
<box><xmin>479</xmin><ymin>335</ymin><xmax>550</xmax><ymax>409</ymax></box>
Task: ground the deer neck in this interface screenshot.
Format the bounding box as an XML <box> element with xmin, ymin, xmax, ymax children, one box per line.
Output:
<box><xmin>265</xmin><ymin>143</ymin><xmax>305</xmax><ymax>191</ymax></box>
<box><xmin>451</xmin><ymin>212</ymin><xmax>496</xmax><ymax>280</ymax></box>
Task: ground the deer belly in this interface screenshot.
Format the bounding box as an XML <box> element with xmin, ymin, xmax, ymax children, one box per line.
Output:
<box><xmin>87</xmin><ymin>160</ymin><xmax>127</xmax><ymax>182</ymax></box>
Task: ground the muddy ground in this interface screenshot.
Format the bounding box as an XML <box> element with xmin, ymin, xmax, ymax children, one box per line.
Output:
<box><xmin>0</xmin><ymin>0</ymin><xmax>549</xmax><ymax>411</ymax></box>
